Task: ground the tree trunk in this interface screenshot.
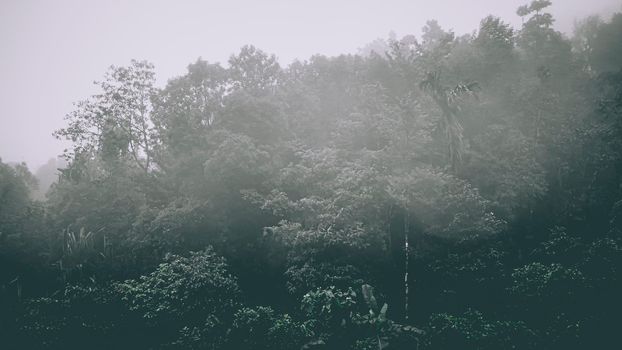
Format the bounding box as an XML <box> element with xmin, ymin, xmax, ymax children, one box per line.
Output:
<box><xmin>404</xmin><ymin>210</ymin><xmax>410</xmax><ymax>321</ymax></box>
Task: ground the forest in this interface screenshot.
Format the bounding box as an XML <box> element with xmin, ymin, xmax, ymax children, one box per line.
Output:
<box><xmin>1</xmin><ymin>1</ymin><xmax>622</xmax><ymax>349</ymax></box>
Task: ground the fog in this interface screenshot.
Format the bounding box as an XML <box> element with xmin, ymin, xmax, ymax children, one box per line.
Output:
<box><xmin>3</xmin><ymin>1</ymin><xmax>622</xmax><ymax>348</ymax></box>
<box><xmin>1</xmin><ymin>0</ymin><xmax>620</xmax><ymax>168</ymax></box>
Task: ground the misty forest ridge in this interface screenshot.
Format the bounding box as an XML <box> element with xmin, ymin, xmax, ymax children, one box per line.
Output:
<box><xmin>2</xmin><ymin>1</ymin><xmax>622</xmax><ymax>349</ymax></box>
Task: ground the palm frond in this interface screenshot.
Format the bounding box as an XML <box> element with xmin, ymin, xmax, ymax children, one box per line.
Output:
<box><xmin>420</xmin><ymin>72</ymin><xmax>481</xmax><ymax>171</ymax></box>
<box><xmin>447</xmin><ymin>82</ymin><xmax>481</xmax><ymax>105</ymax></box>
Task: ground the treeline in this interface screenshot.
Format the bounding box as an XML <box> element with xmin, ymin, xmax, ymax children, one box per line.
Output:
<box><xmin>1</xmin><ymin>1</ymin><xmax>622</xmax><ymax>349</ymax></box>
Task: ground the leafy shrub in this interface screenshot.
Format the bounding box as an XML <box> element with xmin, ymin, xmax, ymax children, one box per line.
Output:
<box><xmin>286</xmin><ymin>262</ymin><xmax>365</xmax><ymax>296</ymax></box>
<box><xmin>226</xmin><ymin>306</ymin><xmax>310</xmax><ymax>350</ymax></box>
<box><xmin>301</xmin><ymin>285</ymin><xmax>422</xmax><ymax>350</ymax></box>
<box><xmin>509</xmin><ymin>262</ymin><xmax>585</xmax><ymax>303</ymax></box>
<box><xmin>116</xmin><ymin>247</ymin><xmax>241</xmax><ymax>344</ymax></box>
<box><xmin>167</xmin><ymin>315</ymin><xmax>226</xmax><ymax>350</ymax></box>
<box><xmin>424</xmin><ymin>309</ymin><xmax>536</xmax><ymax>350</ymax></box>
<box><xmin>18</xmin><ymin>283</ymin><xmax>129</xmax><ymax>349</ymax></box>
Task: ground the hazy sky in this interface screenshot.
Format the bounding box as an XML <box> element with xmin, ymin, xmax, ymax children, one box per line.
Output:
<box><xmin>1</xmin><ymin>0</ymin><xmax>621</xmax><ymax>169</ymax></box>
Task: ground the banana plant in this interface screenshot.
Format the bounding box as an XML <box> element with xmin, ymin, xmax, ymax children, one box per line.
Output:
<box><xmin>359</xmin><ymin>284</ymin><xmax>390</xmax><ymax>350</ymax></box>
<box><xmin>356</xmin><ymin>284</ymin><xmax>425</xmax><ymax>350</ymax></box>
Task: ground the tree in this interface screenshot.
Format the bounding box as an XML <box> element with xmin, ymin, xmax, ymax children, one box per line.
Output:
<box><xmin>474</xmin><ymin>16</ymin><xmax>515</xmax><ymax>83</ymax></box>
<box><xmin>152</xmin><ymin>59</ymin><xmax>228</xmax><ymax>158</ymax></box>
<box><xmin>516</xmin><ymin>1</ymin><xmax>572</xmax><ymax>77</ymax></box>
<box><xmin>420</xmin><ymin>72</ymin><xmax>480</xmax><ymax>171</ymax></box>
<box><xmin>55</xmin><ymin>60</ymin><xmax>158</xmax><ymax>173</ymax></box>
<box><xmin>584</xmin><ymin>13</ymin><xmax>622</xmax><ymax>74</ymax></box>
<box><xmin>228</xmin><ymin>45</ymin><xmax>281</xmax><ymax>95</ymax></box>
<box><xmin>150</xmin><ymin>59</ymin><xmax>228</xmax><ymax>194</ymax></box>
<box><xmin>0</xmin><ymin>159</ymin><xmax>32</xmax><ymax>239</ymax></box>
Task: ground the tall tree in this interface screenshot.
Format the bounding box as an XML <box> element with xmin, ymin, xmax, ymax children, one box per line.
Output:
<box><xmin>420</xmin><ymin>72</ymin><xmax>480</xmax><ymax>171</ymax></box>
<box><xmin>55</xmin><ymin>60</ymin><xmax>158</xmax><ymax>173</ymax></box>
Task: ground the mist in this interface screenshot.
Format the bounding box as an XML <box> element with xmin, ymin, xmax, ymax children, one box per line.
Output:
<box><xmin>2</xmin><ymin>1</ymin><xmax>622</xmax><ymax>349</ymax></box>
<box><xmin>1</xmin><ymin>0</ymin><xmax>620</xmax><ymax>168</ymax></box>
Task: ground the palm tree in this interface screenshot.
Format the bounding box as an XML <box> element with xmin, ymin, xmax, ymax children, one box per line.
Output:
<box><xmin>420</xmin><ymin>72</ymin><xmax>480</xmax><ymax>171</ymax></box>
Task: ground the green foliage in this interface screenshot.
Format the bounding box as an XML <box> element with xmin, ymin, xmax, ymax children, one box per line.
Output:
<box><xmin>580</xmin><ymin>236</ymin><xmax>622</xmax><ymax>286</ymax></box>
<box><xmin>229</xmin><ymin>306</ymin><xmax>278</xmax><ymax>349</ymax></box>
<box><xmin>285</xmin><ymin>262</ymin><xmax>365</xmax><ymax>296</ymax></box>
<box><xmin>301</xmin><ymin>286</ymin><xmax>358</xmax><ymax>329</ymax></box>
<box><xmin>509</xmin><ymin>262</ymin><xmax>585</xmax><ymax>304</ymax></box>
<box><xmin>18</xmin><ymin>283</ymin><xmax>130</xmax><ymax>349</ymax></box>
<box><xmin>54</xmin><ymin>60</ymin><xmax>157</xmax><ymax>172</ymax></box>
<box><xmin>116</xmin><ymin>248</ymin><xmax>240</xmax><ymax>341</ymax></box>
<box><xmin>5</xmin><ymin>4</ymin><xmax>622</xmax><ymax>349</ymax></box>
<box><xmin>387</xmin><ymin>166</ymin><xmax>506</xmax><ymax>238</ymax></box>
<box><xmin>299</xmin><ymin>285</ymin><xmax>422</xmax><ymax>349</ymax></box>
<box><xmin>226</xmin><ymin>306</ymin><xmax>310</xmax><ymax>350</ymax></box>
<box><xmin>425</xmin><ymin>309</ymin><xmax>536</xmax><ymax>350</ymax></box>
<box><xmin>228</xmin><ymin>45</ymin><xmax>281</xmax><ymax>94</ymax></box>
<box><xmin>0</xmin><ymin>160</ymin><xmax>32</xmax><ymax>238</ymax></box>
<box><xmin>168</xmin><ymin>315</ymin><xmax>227</xmax><ymax>350</ymax></box>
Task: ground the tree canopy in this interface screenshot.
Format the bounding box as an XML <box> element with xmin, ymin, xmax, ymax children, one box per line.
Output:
<box><xmin>2</xmin><ymin>1</ymin><xmax>622</xmax><ymax>349</ymax></box>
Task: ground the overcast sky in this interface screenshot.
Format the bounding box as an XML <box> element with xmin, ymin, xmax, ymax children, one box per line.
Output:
<box><xmin>1</xmin><ymin>0</ymin><xmax>621</xmax><ymax>169</ymax></box>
